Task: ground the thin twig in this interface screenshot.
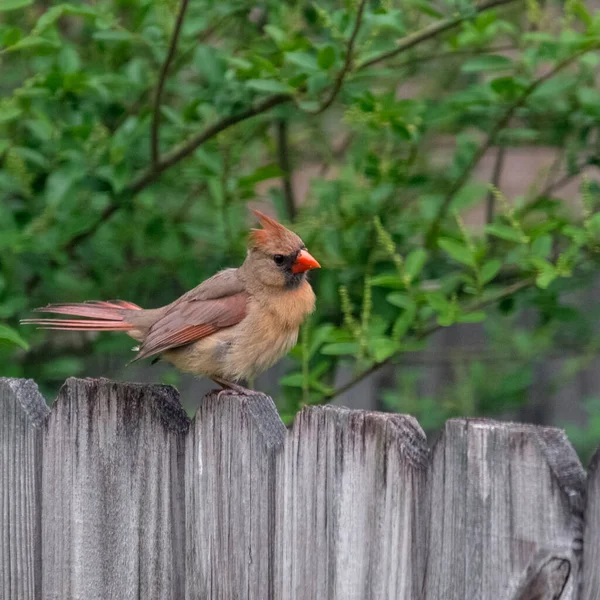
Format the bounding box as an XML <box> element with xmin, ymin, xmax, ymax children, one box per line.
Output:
<box><xmin>425</xmin><ymin>47</ymin><xmax>596</xmax><ymax>247</ymax></box>
<box><xmin>129</xmin><ymin>93</ymin><xmax>292</xmax><ymax>194</ymax></box>
<box><xmin>23</xmin><ymin>0</ymin><xmax>529</xmax><ymax>293</ymax></box>
<box><xmin>323</xmin><ymin>278</ymin><xmax>534</xmax><ymax>402</ymax></box>
<box><xmin>276</xmin><ymin>119</ymin><xmax>296</xmax><ymax>221</ymax></box>
<box><xmin>310</xmin><ymin>0</ymin><xmax>369</xmax><ymax>115</ymax></box>
<box><xmin>357</xmin><ymin>0</ymin><xmax>522</xmax><ymax>71</ymax></box>
<box><xmin>538</xmin><ymin>159</ymin><xmax>594</xmax><ymax>197</ymax></box>
<box><xmin>393</xmin><ymin>45</ymin><xmax>516</xmax><ymax>70</ymax></box>
<box><xmin>485</xmin><ymin>146</ymin><xmax>506</xmax><ymax>224</ymax></box>
<box><xmin>541</xmin><ymin>147</ymin><xmax>566</xmax><ymax>194</ymax></box>
<box><xmin>151</xmin><ymin>0</ymin><xmax>191</xmax><ymax>167</ymax></box>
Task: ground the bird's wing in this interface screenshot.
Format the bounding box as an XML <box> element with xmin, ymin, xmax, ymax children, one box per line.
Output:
<box><xmin>134</xmin><ymin>268</ymin><xmax>248</xmax><ymax>361</ymax></box>
<box><xmin>134</xmin><ymin>292</ymin><xmax>248</xmax><ymax>361</ymax></box>
<box><xmin>174</xmin><ymin>268</ymin><xmax>245</xmax><ymax>301</ymax></box>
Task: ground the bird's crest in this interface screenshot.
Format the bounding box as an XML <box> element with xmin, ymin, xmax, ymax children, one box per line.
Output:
<box><xmin>249</xmin><ymin>209</ymin><xmax>303</xmax><ymax>253</ymax></box>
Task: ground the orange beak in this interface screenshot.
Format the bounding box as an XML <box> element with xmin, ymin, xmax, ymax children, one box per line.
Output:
<box><xmin>292</xmin><ymin>249</ymin><xmax>321</xmax><ymax>274</ymax></box>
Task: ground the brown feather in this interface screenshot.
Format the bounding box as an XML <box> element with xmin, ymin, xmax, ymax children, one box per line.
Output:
<box><xmin>20</xmin><ymin>300</ymin><xmax>141</xmax><ymax>331</ymax></box>
<box><xmin>249</xmin><ymin>209</ymin><xmax>303</xmax><ymax>255</ymax></box>
<box><xmin>134</xmin><ymin>292</ymin><xmax>248</xmax><ymax>361</ymax></box>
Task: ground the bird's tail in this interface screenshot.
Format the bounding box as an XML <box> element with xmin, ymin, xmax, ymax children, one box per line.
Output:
<box><xmin>21</xmin><ymin>300</ymin><xmax>142</xmax><ymax>331</ymax></box>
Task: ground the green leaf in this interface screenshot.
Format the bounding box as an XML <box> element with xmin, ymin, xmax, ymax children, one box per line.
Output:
<box><xmin>426</xmin><ymin>291</ymin><xmax>450</xmax><ymax>313</ymax></box>
<box><xmin>386</xmin><ymin>293</ymin><xmax>415</xmax><ymax>309</ymax></box>
<box><xmin>530</xmin><ymin>76</ymin><xmax>574</xmax><ymax>101</ymax></box>
<box><xmin>0</xmin><ymin>324</ymin><xmax>29</xmax><ymax>350</ymax></box>
<box><xmin>408</xmin><ymin>0</ymin><xmax>443</xmax><ymax>18</ymax></box>
<box><xmin>458</xmin><ymin>311</ymin><xmax>486</xmax><ymax>323</ymax></box>
<box><xmin>536</xmin><ymin>264</ymin><xmax>556</xmax><ymax>289</ymax></box>
<box><xmin>402</xmin><ymin>248</ymin><xmax>426</xmax><ymax>279</ymax></box>
<box><xmin>369</xmin><ymin>338</ymin><xmax>400</xmax><ymax>362</ymax></box>
<box><xmin>0</xmin><ymin>106</ymin><xmax>22</xmax><ymax>124</ymax></box>
<box><xmin>285</xmin><ymin>51</ymin><xmax>319</xmax><ymax>71</ymax></box>
<box><xmin>238</xmin><ymin>163</ymin><xmax>284</xmax><ymax>187</ymax></box>
<box><xmin>34</xmin><ymin>4</ymin><xmax>100</xmax><ymax>34</ymax></box>
<box><xmin>246</xmin><ymin>79</ymin><xmax>292</xmax><ymax>94</ymax></box>
<box><xmin>438</xmin><ymin>238</ymin><xmax>476</xmax><ymax>267</ymax></box>
<box><xmin>461</xmin><ymin>55</ymin><xmax>512</xmax><ymax>72</ymax></box>
<box><xmin>480</xmin><ymin>259</ymin><xmax>501</xmax><ymax>283</ymax></box>
<box><xmin>531</xmin><ymin>235</ymin><xmax>552</xmax><ymax>258</ymax></box>
<box><xmin>318</xmin><ymin>45</ymin><xmax>336</xmax><ymax>70</ymax></box>
<box><xmin>92</xmin><ymin>30</ymin><xmax>133</xmax><ymax>42</ymax></box>
<box><xmin>321</xmin><ymin>342</ymin><xmax>360</xmax><ymax>356</ymax></box>
<box><xmin>0</xmin><ymin>0</ymin><xmax>33</xmax><ymax>11</ymax></box>
<box><xmin>264</xmin><ymin>25</ymin><xmax>286</xmax><ymax>44</ymax></box>
<box><xmin>4</xmin><ymin>36</ymin><xmax>59</xmax><ymax>52</ymax></box>
<box><xmin>370</xmin><ymin>274</ymin><xmax>403</xmax><ymax>288</ymax></box>
<box><xmin>308</xmin><ymin>324</ymin><xmax>335</xmax><ymax>359</ymax></box>
<box><xmin>485</xmin><ymin>223</ymin><xmax>526</xmax><ymax>243</ymax></box>
<box><xmin>280</xmin><ymin>373</ymin><xmax>305</xmax><ymax>387</ymax></box>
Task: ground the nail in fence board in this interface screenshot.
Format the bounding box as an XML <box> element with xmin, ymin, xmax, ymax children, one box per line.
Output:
<box><xmin>0</xmin><ymin>378</ymin><xmax>48</xmax><ymax>600</ymax></box>
<box><xmin>41</xmin><ymin>378</ymin><xmax>189</xmax><ymax>600</ymax></box>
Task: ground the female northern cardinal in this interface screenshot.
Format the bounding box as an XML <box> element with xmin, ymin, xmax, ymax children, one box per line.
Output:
<box><xmin>22</xmin><ymin>210</ymin><xmax>320</xmax><ymax>392</ymax></box>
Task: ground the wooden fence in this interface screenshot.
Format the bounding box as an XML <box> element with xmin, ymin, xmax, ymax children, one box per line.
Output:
<box><xmin>0</xmin><ymin>376</ymin><xmax>598</xmax><ymax>599</ymax></box>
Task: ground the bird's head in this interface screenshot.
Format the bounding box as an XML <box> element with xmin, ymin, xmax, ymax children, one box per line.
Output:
<box><xmin>245</xmin><ymin>209</ymin><xmax>320</xmax><ymax>289</ymax></box>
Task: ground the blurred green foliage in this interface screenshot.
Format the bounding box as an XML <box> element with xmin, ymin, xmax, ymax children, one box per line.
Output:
<box><xmin>2</xmin><ymin>0</ymin><xmax>600</xmax><ymax>440</ymax></box>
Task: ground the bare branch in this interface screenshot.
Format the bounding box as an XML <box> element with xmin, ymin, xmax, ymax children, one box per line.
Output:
<box><xmin>276</xmin><ymin>119</ymin><xmax>296</xmax><ymax>221</ymax></box>
<box><xmin>309</xmin><ymin>0</ymin><xmax>368</xmax><ymax>115</ymax></box>
<box><xmin>22</xmin><ymin>0</ymin><xmax>533</xmax><ymax>293</ymax></box>
<box><xmin>357</xmin><ymin>0</ymin><xmax>523</xmax><ymax>71</ymax></box>
<box><xmin>130</xmin><ymin>93</ymin><xmax>292</xmax><ymax>194</ymax></box>
<box><xmin>392</xmin><ymin>45</ymin><xmax>516</xmax><ymax>70</ymax></box>
<box><xmin>323</xmin><ymin>278</ymin><xmax>534</xmax><ymax>402</ymax></box>
<box><xmin>151</xmin><ymin>0</ymin><xmax>191</xmax><ymax>167</ymax></box>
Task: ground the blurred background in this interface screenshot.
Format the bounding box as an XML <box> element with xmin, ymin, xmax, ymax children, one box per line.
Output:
<box><xmin>2</xmin><ymin>0</ymin><xmax>600</xmax><ymax>460</ymax></box>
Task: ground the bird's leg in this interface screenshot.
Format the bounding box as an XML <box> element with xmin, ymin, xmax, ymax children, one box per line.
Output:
<box><xmin>211</xmin><ymin>376</ymin><xmax>254</xmax><ymax>397</ymax></box>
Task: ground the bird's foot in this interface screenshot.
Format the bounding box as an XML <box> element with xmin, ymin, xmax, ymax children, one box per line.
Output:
<box><xmin>211</xmin><ymin>377</ymin><xmax>253</xmax><ymax>399</ymax></box>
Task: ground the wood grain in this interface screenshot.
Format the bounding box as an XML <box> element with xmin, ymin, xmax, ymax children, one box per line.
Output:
<box><xmin>581</xmin><ymin>448</ymin><xmax>600</xmax><ymax>600</ymax></box>
<box><xmin>423</xmin><ymin>419</ymin><xmax>585</xmax><ymax>600</ymax></box>
<box><xmin>2</xmin><ymin>377</ymin><xmax>596</xmax><ymax>598</ymax></box>
<box><xmin>0</xmin><ymin>378</ymin><xmax>49</xmax><ymax>600</ymax></box>
<box><xmin>276</xmin><ymin>405</ymin><xmax>429</xmax><ymax>599</ymax></box>
<box><xmin>185</xmin><ymin>389</ymin><xmax>286</xmax><ymax>600</ymax></box>
<box><xmin>41</xmin><ymin>377</ymin><xmax>189</xmax><ymax>600</ymax></box>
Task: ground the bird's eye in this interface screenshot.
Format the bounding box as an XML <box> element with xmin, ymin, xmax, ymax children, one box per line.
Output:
<box><xmin>273</xmin><ymin>254</ymin><xmax>285</xmax><ymax>265</ymax></box>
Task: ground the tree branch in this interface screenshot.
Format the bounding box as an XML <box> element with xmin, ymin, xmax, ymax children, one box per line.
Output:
<box><xmin>150</xmin><ymin>0</ymin><xmax>191</xmax><ymax>168</ymax></box>
<box><xmin>22</xmin><ymin>0</ymin><xmax>531</xmax><ymax>292</ymax></box>
<box><xmin>357</xmin><ymin>0</ymin><xmax>522</xmax><ymax>71</ymax></box>
<box><xmin>276</xmin><ymin>119</ymin><xmax>296</xmax><ymax>221</ymax></box>
<box><xmin>323</xmin><ymin>277</ymin><xmax>534</xmax><ymax>402</ymax></box>
<box><xmin>310</xmin><ymin>0</ymin><xmax>368</xmax><ymax>115</ymax></box>
<box><xmin>425</xmin><ymin>47</ymin><xmax>596</xmax><ymax>247</ymax></box>
<box><xmin>392</xmin><ymin>45</ymin><xmax>516</xmax><ymax>70</ymax></box>
<box><xmin>129</xmin><ymin>93</ymin><xmax>292</xmax><ymax>194</ymax></box>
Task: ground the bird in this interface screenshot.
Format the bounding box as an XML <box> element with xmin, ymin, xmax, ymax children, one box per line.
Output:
<box><xmin>21</xmin><ymin>209</ymin><xmax>320</xmax><ymax>394</ymax></box>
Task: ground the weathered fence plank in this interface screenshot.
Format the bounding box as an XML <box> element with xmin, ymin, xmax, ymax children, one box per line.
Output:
<box><xmin>2</xmin><ymin>378</ymin><xmax>597</xmax><ymax>598</ymax></box>
<box><xmin>0</xmin><ymin>378</ymin><xmax>49</xmax><ymax>600</ymax></box>
<box><xmin>423</xmin><ymin>419</ymin><xmax>585</xmax><ymax>600</ymax></box>
<box><xmin>41</xmin><ymin>378</ymin><xmax>189</xmax><ymax>600</ymax></box>
<box><xmin>582</xmin><ymin>449</ymin><xmax>600</xmax><ymax>600</ymax></box>
<box><xmin>275</xmin><ymin>406</ymin><xmax>429</xmax><ymax>600</ymax></box>
<box><xmin>185</xmin><ymin>390</ymin><xmax>286</xmax><ymax>600</ymax></box>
